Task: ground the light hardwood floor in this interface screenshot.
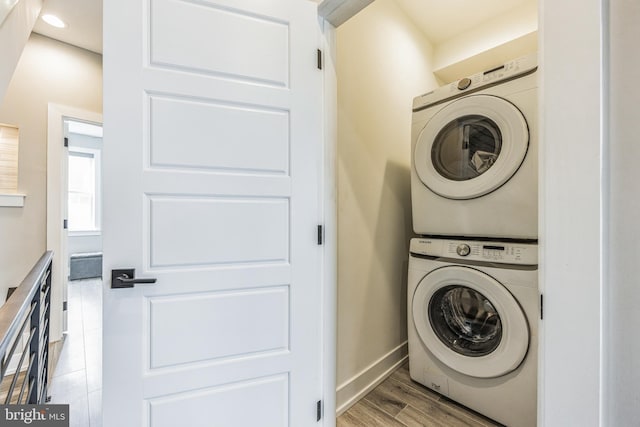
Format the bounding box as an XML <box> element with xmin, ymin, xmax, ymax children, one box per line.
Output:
<box><xmin>337</xmin><ymin>363</ymin><xmax>502</xmax><ymax>427</ymax></box>
<box><xmin>0</xmin><ymin>328</ymin><xmax>63</xmax><ymax>404</ymax></box>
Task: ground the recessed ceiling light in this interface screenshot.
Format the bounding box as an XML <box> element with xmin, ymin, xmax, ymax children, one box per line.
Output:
<box><xmin>41</xmin><ymin>14</ymin><xmax>66</xmax><ymax>28</ymax></box>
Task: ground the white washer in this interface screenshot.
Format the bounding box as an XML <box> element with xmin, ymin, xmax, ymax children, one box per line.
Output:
<box><xmin>408</xmin><ymin>237</ymin><xmax>537</xmax><ymax>427</ymax></box>
<box><xmin>411</xmin><ymin>54</ymin><xmax>538</xmax><ymax>239</ymax></box>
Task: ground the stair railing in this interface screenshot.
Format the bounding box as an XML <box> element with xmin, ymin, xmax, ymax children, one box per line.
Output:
<box><xmin>0</xmin><ymin>251</ymin><xmax>53</xmax><ymax>404</ymax></box>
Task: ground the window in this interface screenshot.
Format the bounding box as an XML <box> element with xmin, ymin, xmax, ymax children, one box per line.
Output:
<box><xmin>0</xmin><ymin>124</ymin><xmax>19</xmax><ymax>193</ymax></box>
<box><xmin>68</xmin><ymin>148</ymin><xmax>100</xmax><ymax>231</ymax></box>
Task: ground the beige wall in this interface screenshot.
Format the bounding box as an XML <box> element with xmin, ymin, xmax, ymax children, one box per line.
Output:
<box><xmin>336</xmin><ymin>0</ymin><xmax>438</xmax><ymax>410</ymax></box>
<box><xmin>0</xmin><ymin>0</ymin><xmax>43</xmax><ymax>103</ymax></box>
<box><xmin>433</xmin><ymin>1</ymin><xmax>538</xmax><ymax>81</ymax></box>
<box><xmin>0</xmin><ymin>33</ymin><xmax>102</xmax><ymax>303</ymax></box>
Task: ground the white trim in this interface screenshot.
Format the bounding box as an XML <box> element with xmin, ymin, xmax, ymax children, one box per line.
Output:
<box><xmin>0</xmin><ymin>193</ymin><xmax>25</xmax><ymax>207</ymax></box>
<box><xmin>539</xmin><ymin>0</ymin><xmax>605</xmax><ymax>424</ymax></box>
<box><xmin>68</xmin><ymin>230</ymin><xmax>102</xmax><ymax>237</ymax></box>
<box><xmin>67</xmin><ymin>120</ymin><xmax>103</xmax><ymax>138</ymax></box>
<box><xmin>320</xmin><ymin>17</ymin><xmax>338</xmax><ymax>427</ymax></box>
<box><xmin>46</xmin><ymin>103</ymin><xmax>102</xmax><ymax>342</ymax></box>
<box><xmin>318</xmin><ymin>0</ymin><xmax>373</xmax><ymax>27</ymax></box>
<box><xmin>336</xmin><ymin>341</ymin><xmax>409</xmax><ymax>416</ymax></box>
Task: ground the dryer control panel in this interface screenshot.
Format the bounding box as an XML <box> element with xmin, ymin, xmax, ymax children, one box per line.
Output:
<box><xmin>410</xmin><ymin>237</ymin><xmax>537</xmax><ymax>265</ymax></box>
<box><xmin>412</xmin><ymin>53</ymin><xmax>537</xmax><ymax>112</ymax></box>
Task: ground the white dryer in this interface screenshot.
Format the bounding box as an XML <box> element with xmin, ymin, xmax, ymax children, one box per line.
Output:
<box><xmin>411</xmin><ymin>54</ymin><xmax>538</xmax><ymax>239</ymax></box>
<box><xmin>408</xmin><ymin>237</ymin><xmax>537</xmax><ymax>427</ymax></box>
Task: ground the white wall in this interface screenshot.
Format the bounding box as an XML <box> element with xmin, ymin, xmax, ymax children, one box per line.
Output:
<box><xmin>335</xmin><ymin>0</ymin><xmax>438</xmax><ymax>412</ymax></box>
<box><xmin>433</xmin><ymin>1</ymin><xmax>538</xmax><ymax>82</ymax></box>
<box><xmin>539</xmin><ymin>0</ymin><xmax>604</xmax><ymax>424</ymax></box>
<box><xmin>434</xmin><ymin>2</ymin><xmax>538</xmax><ymax>74</ymax></box>
<box><xmin>0</xmin><ymin>34</ymin><xmax>102</xmax><ymax>311</ymax></box>
<box><xmin>68</xmin><ymin>234</ymin><xmax>101</xmax><ymax>254</ymax></box>
<box><xmin>605</xmin><ymin>0</ymin><xmax>640</xmax><ymax>424</ymax></box>
<box><xmin>0</xmin><ymin>0</ymin><xmax>42</xmax><ymax>104</ymax></box>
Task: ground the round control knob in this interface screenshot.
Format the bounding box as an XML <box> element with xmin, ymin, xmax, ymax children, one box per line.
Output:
<box><xmin>456</xmin><ymin>244</ymin><xmax>471</xmax><ymax>256</ymax></box>
<box><xmin>457</xmin><ymin>77</ymin><xmax>472</xmax><ymax>90</ymax></box>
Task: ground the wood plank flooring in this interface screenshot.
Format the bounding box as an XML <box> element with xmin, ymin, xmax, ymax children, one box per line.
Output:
<box><xmin>0</xmin><ymin>341</ymin><xmax>63</xmax><ymax>404</ymax></box>
<box><xmin>0</xmin><ymin>371</ymin><xmax>26</xmax><ymax>404</ymax></box>
<box><xmin>337</xmin><ymin>363</ymin><xmax>502</xmax><ymax>427</ymax></box>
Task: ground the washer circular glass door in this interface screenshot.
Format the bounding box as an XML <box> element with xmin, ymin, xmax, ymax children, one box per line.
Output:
<box><xmin>412</xmin><ymin>266</ymin><xmax>529</xmax><ymax>378</ymax></box>
<box><xmin>414</xmin><ymin>95</ymin><xmax>529</xmax><ymax>200</ymax></box>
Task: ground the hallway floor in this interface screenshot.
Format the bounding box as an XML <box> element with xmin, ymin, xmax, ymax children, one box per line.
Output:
<box><xmin>46</xmin><ymin>279</ymin><xmax>499</xmax><ymax>427</ymax></box>
<box><xmin>49</xmin><ymin>278</ymin><xmax>102</xmax><ymax>427</ymax></box>
<box><xmin>337</xmin><ymin>363</ymin><xmax>501</xmax><ymax>427</ymax></box>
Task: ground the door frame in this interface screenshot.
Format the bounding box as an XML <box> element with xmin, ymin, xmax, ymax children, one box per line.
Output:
<box><xmin>320</xmin><ymin>17</ymin><xmax>338</xmax><ymax>426</ymax></box>
<box><xmin>320</xmin><ymin>0</ymin><xmax>610</xmax><ymax>424</ymax></box>
<box><xmin>538</xmin><ymin>0</ymin><xmax>607</xmax><ymax>424</ymax></box>
<box><xmin>46</xmin><ymin>103</ymin><xmax>102</xmax><ymax>342</ymax></box>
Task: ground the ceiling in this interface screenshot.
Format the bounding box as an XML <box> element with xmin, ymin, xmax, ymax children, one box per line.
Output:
<box><xmin>31</xmin><ymin>0</ymin><xmax>533</xmax><ymax>56</ymax></box>
<box><xmin>394</xmin><ymin>0</ymin><xmax>533</xmax><ymax>45</ymax></box>
<box><xmin>32</xmin><ymin>0</ymin><xmax>102</xmax><ymax>54</ymax></box>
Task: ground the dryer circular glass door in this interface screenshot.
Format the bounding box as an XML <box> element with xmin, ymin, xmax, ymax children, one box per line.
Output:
<box><xmin>412</xmin><ymin>266</ymin><xmax>529</xmax><ymax>378</ymax></box>
<box><xmin>414</xmin><ymin>95</ymin><xmax>529</xmax><ymax>200</ymax></box>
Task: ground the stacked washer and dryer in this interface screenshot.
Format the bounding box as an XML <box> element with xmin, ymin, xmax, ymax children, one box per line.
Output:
<box><xmin>408</xmin><ymin>54</ymin><xmax>538</xmax><ymax>427</ymax></box>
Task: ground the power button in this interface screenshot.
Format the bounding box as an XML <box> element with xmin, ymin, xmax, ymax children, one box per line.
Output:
<box><xmin>456</xmin><ymin>244</ymin><xmax>471</xmax><ymax>256</ymax></box>
<box><xmin>457</xmin><ymin>77</ymin><xmax>472</xmax><ymax>90</ymax></box>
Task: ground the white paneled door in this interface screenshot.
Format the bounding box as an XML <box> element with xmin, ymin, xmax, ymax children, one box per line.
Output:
<box><xmin>102</xmin><ymin>0</ymin><xmax>323</xmax><ymax>425</ymax></box>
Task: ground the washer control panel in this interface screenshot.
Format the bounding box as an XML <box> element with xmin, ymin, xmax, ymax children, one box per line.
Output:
<box><xmin>413</xmin><ymin>53</ymin><xmax>537</xmax><ymax>111</ymax></box>
<box><xmin>456</xmin><ymin>243</ymin><xmax>471</xmax><ymax>256</ymax></box>
<box><xmin>410</xmin><ymin>237</ymin><xmax>537</xmax><ymax>265</ymax></box>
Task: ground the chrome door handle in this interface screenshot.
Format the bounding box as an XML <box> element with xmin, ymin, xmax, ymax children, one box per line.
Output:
<box><xmin>111</xmin><ymin>269</ymin><xmax>157</xmax><ymax>288</ymax></box>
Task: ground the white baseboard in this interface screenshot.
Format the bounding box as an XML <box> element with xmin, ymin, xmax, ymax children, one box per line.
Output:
<box><xmin>336</xmin><ymin>341</ymin><xmax>408</xmax><ymax>416</ymax></box>
<box><xmin>5</xmin><ymin>330</ymin><xmax>31</xmax><ymax>375</ymax></box>
<box><xmin>5</xmin><ymin>351</ymin><xmax>25</xmax><ymax>376</ymax></box>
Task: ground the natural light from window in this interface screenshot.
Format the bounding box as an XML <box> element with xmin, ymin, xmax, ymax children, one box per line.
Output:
<box><xmin>0</xmin><ymin>124</ymin><xmax>19</xmax><ymax>193</ymax></box>
<box><xmin>68</xmin><ymin>151</ymin><xmax>98</xmax><ymax>231</ymax></box>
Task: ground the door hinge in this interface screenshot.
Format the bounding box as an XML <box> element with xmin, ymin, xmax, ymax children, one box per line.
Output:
<box><xmin>64</xmin><ymin>137</ymin><xmax>68</xmax><ymax>147</ymax></box>
<box><xmin>317</xmin><ymin>49</ymin><xmax>322</xmax><ymax>70</ymax></box>
<box><xmin>317</xmin><ymin>225</ymin><xmax>324</xmax><ymax>245</ymax></box>
<box><xmin>63</xmin><ymin>219</ymin><xmax>68</xmax><ymax>229</ymax></box>
<box><xmin>63</xmin><ymin>301</ymin><xmax>68</xmax><ymax>311</ymax></box>
<box><xmin>540</xmin><ymin>294</ymin><xmax>544</xmax><ymax>320</ymax></box>
<box><xmin>316</xmin><ymin>400</ymin><xmax>322</xmax><ymax>422</ymax></box>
